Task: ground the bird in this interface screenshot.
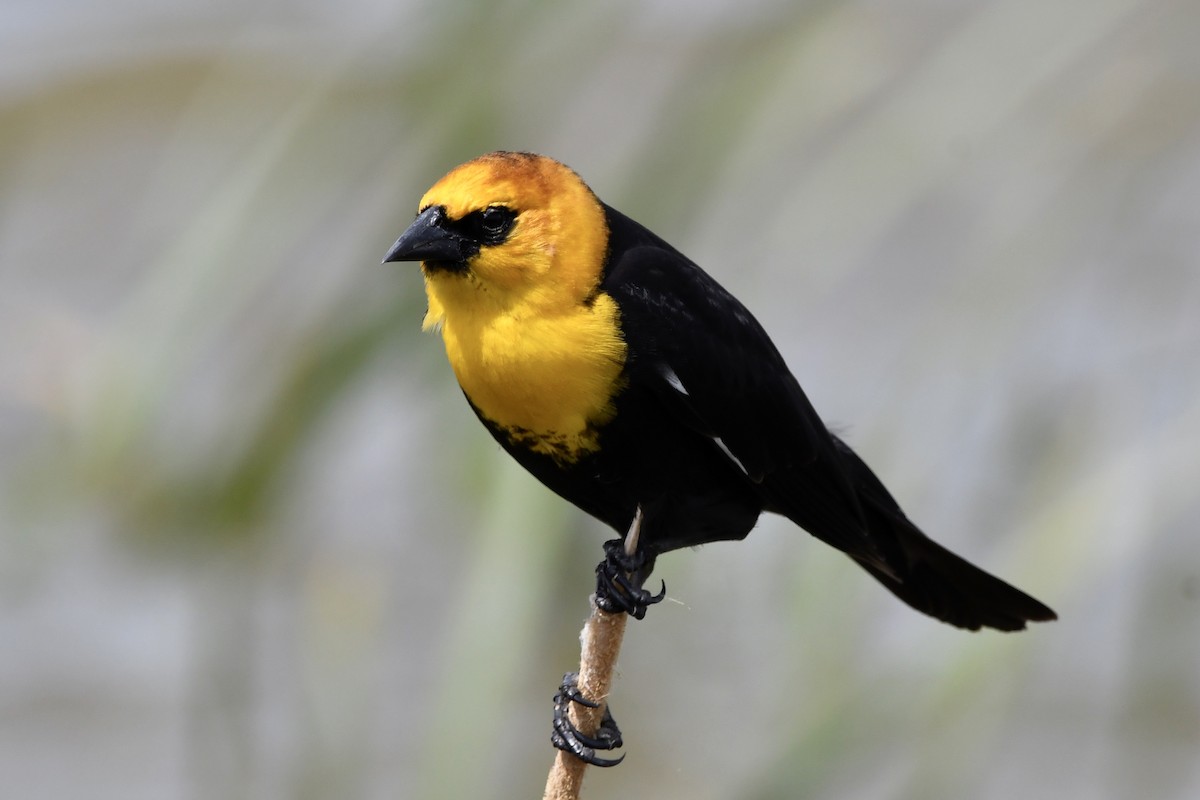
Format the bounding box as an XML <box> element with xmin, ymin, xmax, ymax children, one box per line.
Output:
<box><xmin>383</xmin><ymin>151</ymin><xmax>1055</xmax><ymax>764</ymax></box>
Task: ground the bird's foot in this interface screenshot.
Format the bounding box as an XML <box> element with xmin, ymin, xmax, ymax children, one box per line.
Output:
<box><xmin>594</xmin><ymin>538</ymin><xmax>665</xmax><ymax>620</ymax></box>
<box><xmin>551</xmin><ymin>671</ymin><xmax>625</xmax><ymax>767</ymax></box>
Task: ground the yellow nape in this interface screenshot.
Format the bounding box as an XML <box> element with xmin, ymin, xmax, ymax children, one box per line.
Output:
<box><xmin>415</xmin><ymin>152</ymin><xmax>627</xmax><ymax>462</ymax></box>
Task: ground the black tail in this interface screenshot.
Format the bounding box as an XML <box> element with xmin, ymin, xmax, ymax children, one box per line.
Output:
<box><xmin>853</xmin><ymin>522</ymin><xmax>1057</xmax><ymax>631</ymax></box>
<box><xmin>835</xmin><ymin>437</ymin><xmax>1056</xmax><ymax>632</ymax></box>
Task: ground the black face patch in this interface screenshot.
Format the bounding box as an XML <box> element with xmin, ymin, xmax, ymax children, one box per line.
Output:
<box><xmin>456</xmin><ymin>205</ymin><xmax>518</xmax><ymax>247</ymax></box>
<box><xmin>419</xmin><ymin>204</ymin><xmax>519</xmax><ymax>274</ymax></box>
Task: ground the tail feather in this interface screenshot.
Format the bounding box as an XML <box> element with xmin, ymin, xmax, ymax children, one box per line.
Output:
<box><xmin>831</xmin><ymin>434</ymin><xmax>1056</xmax><ymax>632</ymax></box>
<box><xmin>854</xmin><ymin>525</ymin><xmax>1057</xmax><ymax>631</ymax></box>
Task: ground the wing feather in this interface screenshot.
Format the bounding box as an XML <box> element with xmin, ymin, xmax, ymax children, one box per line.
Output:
<box><xmin>602</xmin><ymin>242</ymin><xmax>824</xmax><ymax>483</ymax></box>
<box><xmin>599</xmin><ymin>206</ymin><xmax>892</xmax><ymax>566</ymax></box>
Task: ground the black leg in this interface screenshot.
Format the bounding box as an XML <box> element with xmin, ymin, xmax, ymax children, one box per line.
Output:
<box><xmin>594</xmin><ymin>538</ymin><xmax>666</xmax><ymax>620</ymax></box>
<box><xmin>551</xmin><ymin>672</ymin><xmax>625</xmax><ymax>767</ymax></box>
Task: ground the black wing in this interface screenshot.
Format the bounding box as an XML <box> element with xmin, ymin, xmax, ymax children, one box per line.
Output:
<box><xmin>600</xmin><ymin>206</ymin><xmax>823</xmax><ymax>478</ymax></box>
<box><xmin>599</xmin><ymin>207</ymin><xmax>1057</xmax><ymax>630</ymax></box>
<box><xmin>600</xmin><ymin>206</ymin><xmax>888</xmax><ymax>566</ymax></box>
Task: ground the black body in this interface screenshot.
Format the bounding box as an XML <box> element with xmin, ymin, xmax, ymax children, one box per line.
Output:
<box><xmin>475</xmin><ymin>204</ymin><xmax>1055</xmax><ymax>632</ymax></box>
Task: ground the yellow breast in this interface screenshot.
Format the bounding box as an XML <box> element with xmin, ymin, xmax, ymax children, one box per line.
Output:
<box><xmin>427</xmin><ymin>281</ymin><xmax>627</xmax><ymax>463</ymax></box>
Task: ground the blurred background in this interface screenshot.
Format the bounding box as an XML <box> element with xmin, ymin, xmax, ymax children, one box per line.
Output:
<box><xmin>2</xmin><ymin>1</ymin><xmax>1198</xmax><ymax>798</ymax></box>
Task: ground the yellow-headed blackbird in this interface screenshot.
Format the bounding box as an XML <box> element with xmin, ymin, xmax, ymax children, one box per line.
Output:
<box><xmin>384</xmin><ymin>151</ymin><xmax>1055</xmax><ymax>763</ymax></box>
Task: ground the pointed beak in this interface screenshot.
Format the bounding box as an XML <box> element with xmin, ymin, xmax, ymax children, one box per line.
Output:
<box><xmin>382</xmin><ymin>206</ymin><xmax>466</xmax><ymax>264</ymax></box>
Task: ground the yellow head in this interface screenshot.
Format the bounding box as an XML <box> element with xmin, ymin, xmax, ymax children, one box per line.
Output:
<box><xmin>384</xmin><ymin>152</ymin><xmax>610</xmax><ymax>328</ymax></box>
<box><xmin>383</xmin><ymin>153</ymin><xmax>627</xmax><ymax>460</ymax></box>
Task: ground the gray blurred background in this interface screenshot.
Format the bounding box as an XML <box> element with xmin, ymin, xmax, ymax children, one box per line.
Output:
<box><xmin>2</xmin><ymin>1</ymin><xmax>1198</xmax><ymax>798</ymax></box>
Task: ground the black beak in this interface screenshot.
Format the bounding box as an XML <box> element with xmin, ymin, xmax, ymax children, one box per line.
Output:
<box><xmin>382</xmin><ymin>206</ymin><xmax>467</xmax><ymax>264</ymax></box>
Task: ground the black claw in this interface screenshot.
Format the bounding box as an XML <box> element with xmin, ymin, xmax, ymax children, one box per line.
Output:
<box><xmin>595</xmin><ymin>539</ymin><xmax>665</xmax><ymax>619</ymax></box>
<box><xmin>556</xmin><ymin>675</ymin><xmax>600</xmax><ymax>709</ymax></box>
<box><xmin>551</xmin><ymin>672</ymin><xmax>625</xmax><ymax>767</ymax></box>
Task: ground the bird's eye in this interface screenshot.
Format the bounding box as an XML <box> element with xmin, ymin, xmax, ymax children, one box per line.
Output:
<box><xmin>475</xmin><ymin>206</ymin><xmax>517</xmax><ymax>245</ymax></box>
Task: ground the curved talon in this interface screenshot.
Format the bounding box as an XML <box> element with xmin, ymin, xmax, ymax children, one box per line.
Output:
<box><xmin>554</xmin><ymin>672</ymin><xmax>599</xmax><ymax>709</ymax></box>
<box><xmin>611</xmin><ymin>572</ymin><xmax>666</xmax><ymax>607</ymax></box>
<box><xmin>551</xmin><ymin>672</ymin><xmax>625</xmax><ymax>768</ymax></box>
<box><xmin>646</xmin><ymin>579</ymin><xmax>667</xmax><ymax>604</ymax></box>
<box><xmin>595</xmin><ymin>539</ymin><xmax>666</xmax><ymax>619</ymax></box>
<box><xmin>558</xmin><ymin>716</ymin><xmax>621</xmax><ymax>751</ymax></box>
<box><xmin>596</xmin><ymin>576</ymin><xmax>667</xmax><ymax>619</ymax></box>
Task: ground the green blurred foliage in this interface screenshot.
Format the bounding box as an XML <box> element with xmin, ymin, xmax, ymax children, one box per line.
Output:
<box><xmin>2</xmin><ymin>1</ymin><xmax>1199</xmax><ymax>799</ymax></box>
